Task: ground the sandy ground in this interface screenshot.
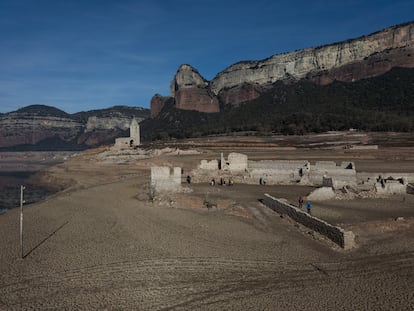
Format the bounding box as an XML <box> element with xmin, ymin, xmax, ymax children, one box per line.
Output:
<box><xmin>1</xmin><ymin>137</ymin><xmax>414</xmax><ymax>310</ymax></box>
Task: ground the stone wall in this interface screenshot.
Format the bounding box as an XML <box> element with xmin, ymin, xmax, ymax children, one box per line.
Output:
<box><xmin>113</xmin><ymin>118</ymin><xmax>140</xmax><ymax>149</ymax></box>
<box><xmin>193</xmin><ymin>155</ymin><xmax>359</xmax><ymax>187</ymax></box>
<box><xmin>114</xmin><ymin>137</ymin><xmax>132</xmax><ymax>150</ymax></box>
<box><xmin>150</xmin><ymin>166</ymin><xmax>182</xmax><ymax>196</ymax></box>
<box><xmin>357</xmin><ymin>172</ymin><xmax>414</xmax><ymax>184</ymax></box>
<box><xmin>248</xmin><ymin>160</ymin><xmax>310</xmax><ymax>185</ymax></box>
<box><xmin>263</xmin><ymin>194</ymin><xmax>355</xmax><ymax>250</ymax></box>
<box><xmin>347</xmin><ymin>145</ymin><xmax>378</xmax><ymax>150</ymax></box>
<box><xmin>228</xmin><ymin>153</ymin><xmax>248</xmax><ymax>172</ymax></box>
<box><xmin>375</xmin><ymin>180</ymin><xmax>407</xmax><ymax>195</ymax></box>
<box><xmin>309</xmin><ymin>161</ymin><xmax>356</xmax><ymax>188</ymax></box>
<box><xmin>198</xmin><ymin>159</ymin><xmax>219</xmax><ymax>170</ymax></box>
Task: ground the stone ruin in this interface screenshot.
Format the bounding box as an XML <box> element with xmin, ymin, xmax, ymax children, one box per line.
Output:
<box><xmin>374</xmin><ymin>176</ymin><xmax>407</xmax><ymax>195</ymax></box>
<box><xmin>220</xmin><ymin>152</ymin><xmax>248</xmax><ymax>172</ymax></box>
<box><xmin>190</xmin><ymin>152</ymin><xmax>414</xmax><ymax>199</ymax></box>
<box><xmin>114</xmin><ymin>117</ymin><xmax>140</xmax><ymax>149</ymax></box>
<box><xmin>192</xmin><ymin>152</ymin><xmax>356</xmax><ymax>187</ymax></box>
<box><xmin>311</xmin><ymin>161</ymin><xmax>357</xmax><ymax>189</ymax></box>
<box><xmin>150</xmin><ymin>166</ymin><xmax>182</xmax><ymax>197</ymax></box>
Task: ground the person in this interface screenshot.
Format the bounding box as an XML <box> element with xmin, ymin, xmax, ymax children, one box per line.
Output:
<box><xmin>210</xmin><ymin>178</ymin><xmax>215</xmax><ymax>186</ymax></box>
<box><xmin>298</xmin><ymin>196</ymin><xmax>304</xmax><ymax>209</ymax></box>
<box><xmin>186</xmin><ymin>175</ymin><xmax>191</xmax><ymax>184</ymax></box>
<box><xmin>228</xmin><ymin>178</ymin><xmax>234</xmax><ymax>186</ymax></box>
<box><xmin>306</xmin><ymin>202</ymin><xmax>312</xmax><ymax>214</ymax></box>
<box><xmin>219</xmin><ymin>177</ymin><xmax>223</xmax><ymax>186</ymax></box>
<box><xmin>259</xmin><ymin>177</ymin><xmax>263</xmax><ymax>185</ymax></box>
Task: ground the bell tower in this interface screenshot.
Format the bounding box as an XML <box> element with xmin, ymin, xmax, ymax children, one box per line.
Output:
<box><xmin>129</xmin><ymin>117</ymin><xmax>140</xmax><ymax>146</ymax></box>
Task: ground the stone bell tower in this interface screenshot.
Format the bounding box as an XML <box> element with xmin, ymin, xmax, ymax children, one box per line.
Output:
<box><xmin>130</xmin><ymin>117</ymin><xmax>140</xmax><ymax>146</ymax></box>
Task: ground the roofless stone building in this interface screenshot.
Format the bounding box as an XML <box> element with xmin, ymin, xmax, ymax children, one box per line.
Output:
<box><xmin>114</xmin><ymin>117</ymin><xmax>140</xmax><ymax>149</ymax></box>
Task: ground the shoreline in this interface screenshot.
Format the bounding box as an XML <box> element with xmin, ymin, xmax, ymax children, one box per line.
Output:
<box><xmin>0</xmin><ymin>151</ymin><xmax>78</xmax><ymax>214</ymax></box>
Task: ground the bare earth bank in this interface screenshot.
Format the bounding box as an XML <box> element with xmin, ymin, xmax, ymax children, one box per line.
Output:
<box><xmin>0</xmin><ymin>138</ymin><xmax>413</xmax><ymax>310</ymax></box>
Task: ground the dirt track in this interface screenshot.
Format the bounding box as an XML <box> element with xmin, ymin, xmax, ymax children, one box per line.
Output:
<box><xmin>1</xmin><ymin>137</ymin><xmax>414</xmax><ymax>310</ymax></box>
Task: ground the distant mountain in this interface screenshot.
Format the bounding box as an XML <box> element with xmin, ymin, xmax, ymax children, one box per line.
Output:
<box><xmin>0</xmin><ymin>105</ymin><xmax>149</xmax><ymax>151</ymax></box>
<box><xmin>15</xmin><ymin>105</ymin><xmax>72</xmax><ymax>118</ymax></box>
<box><xmin>144</xmin><ymin>21</ymin><xmax>414</xmax><ymax>138</ymax></box>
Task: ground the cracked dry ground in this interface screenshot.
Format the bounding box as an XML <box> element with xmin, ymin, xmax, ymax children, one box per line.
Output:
<box><xmin>1</xmin><ymin>158</ymin><xmax>414</xmax><ymax>310</ymax></box>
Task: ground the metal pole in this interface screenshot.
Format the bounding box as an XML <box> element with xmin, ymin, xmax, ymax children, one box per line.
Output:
<box><xmin>20</xmin><ymin>185</ymin><xmax>25</xmax><ymax>259</ymax></box>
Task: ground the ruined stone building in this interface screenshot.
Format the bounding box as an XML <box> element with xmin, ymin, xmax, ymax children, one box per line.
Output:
<box><xmin>192</xmin><ymin>152</ymin><xmax>356</xmax><ymax>187</ymax></box>
<box><xmin>114</xmin><ymin>117</ymin><xmax>140</xmax><ymax>149</ymax></box>
<box><xmin>150</xmin><ymin>166</ymin><xmax>182</xmax><ymax>196</ymax></box>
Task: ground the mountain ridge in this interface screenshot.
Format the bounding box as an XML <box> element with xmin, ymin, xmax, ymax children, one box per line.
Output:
<box><xmin>142</xmin><ymin>66</ymin><xmax>414</xmax><ymax>140</ymax></box>
<box><xmin>0</xmin><ymin>105</ymin><xmax>149</xmax><ymax>150</ymax></box>
<box><xmin>151</xmin><ymin>21</ymin><xmax>414</xmax><ymax>117</ymax></box>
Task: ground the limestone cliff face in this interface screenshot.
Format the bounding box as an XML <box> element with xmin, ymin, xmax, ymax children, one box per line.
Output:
<box><xmin>151</xmin><ymin>22</ymin><xmax>414</xmax><ymax>117</ymax></box>
<box><xmin>85</xmin><ymin>116</ymin><xmax>141</xmax><ymax>132</ymax></box>
<box><xmin>0</xmin><ymin>111</ymin><xmax>82</xmax><ymax>148</ymax></box>
<box><xmin>170</xmin><ymin>64</ymin><xmax>209</xmax><ymax>96</ymax></box>
<box><xmin>169</xmin><ymin>64</ymin><xmax>219</xmax><ymax>115</ymax></box>
<box><xmin>210</xmin><ymin>22</ymin><xmax>414</xmax><ymax>93</ymax></box>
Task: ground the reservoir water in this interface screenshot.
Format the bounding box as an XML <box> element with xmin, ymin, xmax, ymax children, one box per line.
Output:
<box><xmin>0</xmin><ymin>171</ymin><xmax>54</xmax><ymax>213</ymax></box>
<box><xmin>0</xmin><ymin>151</ymin><xmax>76</xmax><ymax>214</ymax></box>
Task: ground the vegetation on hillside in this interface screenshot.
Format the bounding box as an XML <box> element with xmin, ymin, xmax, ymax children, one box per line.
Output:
<box><xmin>141</xmin><ymin>67</ymin><xmax>414</xmax><ymax>140</ymax></box>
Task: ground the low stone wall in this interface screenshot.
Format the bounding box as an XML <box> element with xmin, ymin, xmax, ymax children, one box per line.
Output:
<box><xmin>114</xmin><ymin>137</ymin><xmax>132</xmax><ymax>149</ymax></box>
<box><xmin>357</xmin><ymin>172</ymin><xmax>414</xmax><ymax>184</ymax></box>
<box><xmin>263</xmin><ymin>194</ymin><xmax>355</xmax><ymax>250</ymax></box>
<box><xmin>248</xmin><ymin>160</ymin><xmax>309</xmax><ymax>170</ymax></box>
<box><xmin>348</xmin><ymin>145</ymin><xmax>378</xmax><ymax>150</ymax></box>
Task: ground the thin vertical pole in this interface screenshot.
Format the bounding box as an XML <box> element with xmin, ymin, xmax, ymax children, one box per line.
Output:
<box><xmin>20</xmin><ymin>185</ymin><xmax>25</xmax><ymax>259</ymax></box>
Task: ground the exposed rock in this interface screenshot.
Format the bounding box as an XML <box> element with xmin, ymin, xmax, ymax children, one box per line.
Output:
<box><xmin>175</xmin><ymin>87</ymin><xmax>219</xmax><ymax>113</ymax></box>
<box><xmin>0</xmin><ymin>105</ymin><xmax>149</xmax><ymax>150</ymax></box>
<box><xmin>218</xmin><ymin>83</ymin><xmax>264</xmax><ymax>106</ymax></box>
<box><xmin>85</xmin><ymin>116</ymin><xmax>133</xmax><ymax>132</ymax></box>
<box><xmin>170</xmin><ymin>64</ymin><xmax>209</xmax><ymax>96</ymax></box>
<box><xmin>0</xmin><ymin>112</ymin><xmax>82</xmax><ymax>148</ymax></box>
<box><xmin>150</xmin><ymin>94</ymin><xmax>172</xmax><ymax>118</ymax></box>
<box><xmin>150</xmin><ymin>22</ymin><xmax>414</xmax><ymax>116</ymax></box>
<box><xmin>170</xmin><ymin>64</ymin><xmax>219</xmax><ymax>114</ymax></box>
<box><xmin>210</xmin><ymin>23</ymin><xmax>414</xmax><ymax>93</ymax></box>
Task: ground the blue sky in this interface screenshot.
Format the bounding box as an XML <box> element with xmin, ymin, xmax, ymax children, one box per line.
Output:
<box><xmin>0</xmin><ymin>0</ymin><xmax>413</xmax><ymax>113</ymax></box>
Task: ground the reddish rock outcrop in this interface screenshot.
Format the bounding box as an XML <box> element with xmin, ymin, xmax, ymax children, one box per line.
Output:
<box><xmin>150</xmin><ymin>94</ymin><xmax>172</xmax><ymax>118</ymax></box>
<box><xmin>218</xmin><ymin>83</ymin><xmax>264</xmax><ymax>106</ymax></box>
<box><xmin>175</xmin><ymin>88</ymin><xmax>219</xmax><ymax>113</ymax></box>
<box><xmin>168</xmin><ymin>64</ymin><xmax>219</xmax><ymax>114</ymax></box>
<box><xmin>150</xmin><ymin>22</ymin><xmax>414</xmax><ymax>115</ymax></box>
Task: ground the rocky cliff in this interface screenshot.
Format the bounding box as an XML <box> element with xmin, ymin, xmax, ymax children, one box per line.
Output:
<box><xmin>142</xmin><ymin>67</ymin><xmax>414</xmax><ymax>140</ymax></box>
<box><xmin>151</xmin><ymin>21</ymin><xmax>414</xmax><ymax>117</ymax></box>
<box><xmin>0</xmin><ymin>105</ymin><xmax>149</xmax><ymax>150</ymax></box>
